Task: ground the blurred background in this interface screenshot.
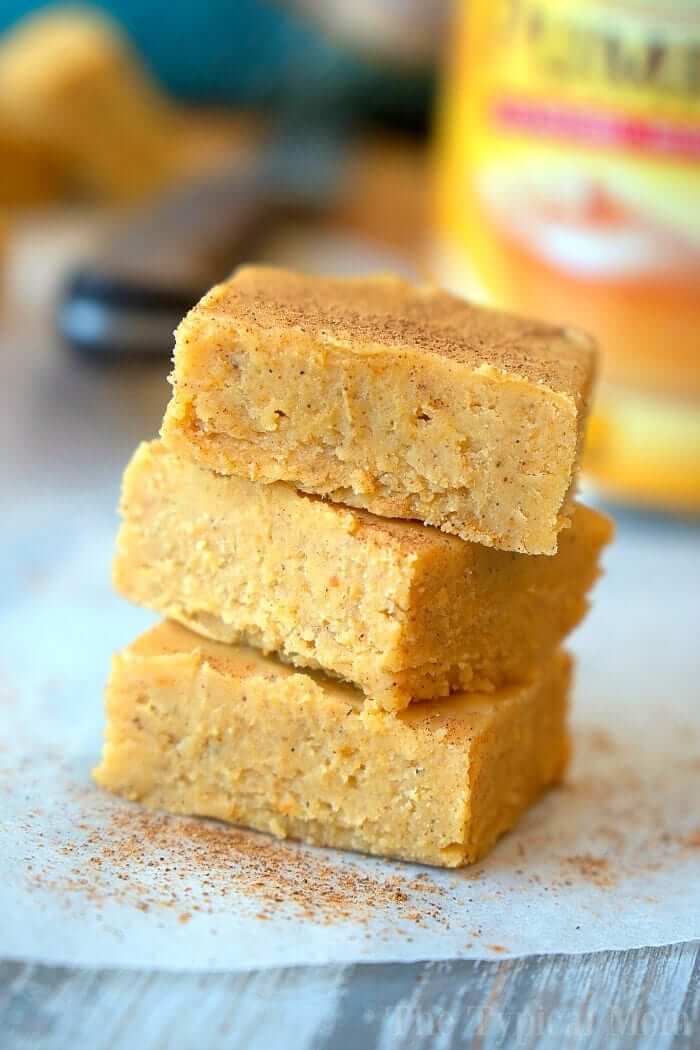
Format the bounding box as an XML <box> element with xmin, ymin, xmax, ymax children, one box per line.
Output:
<box><xmin>2</xmin><ymin>3</ymin><xmax>698</xmax><ymax>991</ymax></box>
<box><xmin>1</xmin><ymin>0</ymin><xmax>698</xmax><ymax>518</ymax></box>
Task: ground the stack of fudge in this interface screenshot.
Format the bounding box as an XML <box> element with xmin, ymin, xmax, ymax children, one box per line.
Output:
<box><xmin>95</xmin><ymin>267</ymin><xmax>612</xmax><ymax>868</ymax></box>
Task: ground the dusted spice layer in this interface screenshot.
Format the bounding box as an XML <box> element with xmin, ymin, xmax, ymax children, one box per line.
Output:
<box><xmin>161</xmin><ymin>266</ymin><xmax>597</xmax><ymax>554</ymax></box>
<box><xmin>94</xmin><ymin>621</ymin><xmax>571</xmax><ymax>868</ymax></box>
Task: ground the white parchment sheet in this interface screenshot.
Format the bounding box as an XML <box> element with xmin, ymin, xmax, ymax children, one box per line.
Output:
<box><xmin>1</xmin><ymin>493</ymin><xmax>699</xmax><ymax>971</ymax></box>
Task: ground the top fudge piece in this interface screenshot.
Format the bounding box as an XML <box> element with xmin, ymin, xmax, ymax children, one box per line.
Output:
<box><xmin>161</xmin><ymin>266</ymin><xmax>597</xmax><ymax>554</ymax></box>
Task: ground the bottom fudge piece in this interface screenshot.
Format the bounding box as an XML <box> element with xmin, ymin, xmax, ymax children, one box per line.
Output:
<box><xmin>94</xmin><ymin>622</ymin><xmax>571</xmax><ymax>868</ymax></box>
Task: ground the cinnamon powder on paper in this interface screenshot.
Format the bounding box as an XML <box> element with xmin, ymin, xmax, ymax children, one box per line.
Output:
<box><xmin>29</xmin><ymin>805</ymin><xmax>450</xmax><ymax>929</ymax></box>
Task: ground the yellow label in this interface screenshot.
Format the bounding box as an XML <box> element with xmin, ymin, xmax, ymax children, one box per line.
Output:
<box><xmin>436</xmin><ymin>0</ymin><xmax>700</xmax><ymax>508</ymax></box>
<box><xmin>586</xmin><ymin>383</ymin><xmax>700</xmax><ymax>512</ymax></box>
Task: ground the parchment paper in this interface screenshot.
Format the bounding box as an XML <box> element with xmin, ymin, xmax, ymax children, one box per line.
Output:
<box><xmin>2</xmin><ymin>489</ymin><xmax>699</xmax><ymax>971</ymax></box>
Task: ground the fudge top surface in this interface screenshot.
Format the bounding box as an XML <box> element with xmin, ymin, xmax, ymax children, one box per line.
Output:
<box><xmin>126</xmin><ymin>439</ymin><xmax>459</xmax><ymax>557</ymax></box>
<box><xmin>180</xmin><ymin>265</ymin><xmax>596</xmax><ymax>402</ymax></box>
<box><xmin>128</xmin><ymin>621</ymin><xmax>567</xmax><ymax>742</ymax></box>
<box><xmin>127</xmin><ymin>441</ymin><xmax>611</xmax><ymax>562</ymax></box>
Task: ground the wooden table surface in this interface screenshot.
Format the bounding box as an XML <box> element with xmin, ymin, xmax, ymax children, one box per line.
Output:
<box><xmin>2</xmin><ymin>269</ymin><xmax>698</xmax><ymax>1048</ymax></box>
<box><xmin>3</xmin><ymin>944</ymin><xmax>699</xmax><ymax>1049</ymax></box>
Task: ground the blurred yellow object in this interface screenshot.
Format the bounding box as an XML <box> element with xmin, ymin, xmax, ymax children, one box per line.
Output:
<box><xmin>586</xmin><ymin>386</ymin><xmax>700</xmax><ymax>513</ymax></box>
<box><xmin>0</xmin><ymin>117</ymin><xmax>63</xmax><ymax>303</ymax></box>
<box><xmin>0</xmin><ymin>117</ymin><xmax>63</xmax><ymax>206</ymax></box>
<box><xmin>333</xmin><ymin>135</ymin><xmax>430</xmax><ymax>263</ymax></box>
<box><xmin>435</xmin><ymin>0</ymin><xmax>700</xmax><ymax>512</ymax></box>
<box><xmin>174</xmin><ymin>108</ymin><xmax>260</xmax><ymax>182</ymax></box>
<box><xmin>0</xmin><ymin>7</ymin><xmax>179</xmax><ymax>203</ymax></box>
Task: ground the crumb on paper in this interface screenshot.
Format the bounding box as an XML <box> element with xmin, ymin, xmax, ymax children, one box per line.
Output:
<box><xmin>563</xmin><ymin>854</ymin><xmax>616</xmax><ymax>889</ymax></box>
<box><xmin>26</xmin><ymin>804</ymin><xmax>453</xmax><ymax>931</ymax></box>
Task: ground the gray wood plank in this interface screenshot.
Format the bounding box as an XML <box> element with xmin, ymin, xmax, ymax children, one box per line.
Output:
<box><xmin>674</xmin><ymin>948</ymin><xmax>700</xmax><ymax>1050</ymax></box>
<box><xmin>2</xmin><ymin>945</ymin><xmax>698</xmax><ymax>1050</ymax></box>
<box><xmin>319</xmin><ymin>944</ymin><xmax>699</xmax><ymax>1049</ymax></box>
<box><xmin>0</xmin><ymin>961</ymin><xmax>347</xmax><ymax>1050</ymax></box>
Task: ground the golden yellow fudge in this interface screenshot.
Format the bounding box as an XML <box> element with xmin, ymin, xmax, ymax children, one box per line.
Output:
<box><xmin>0</xmin><ymin>9</ymin><xmax>178</xmax><ymax>202</ymax></box>
<box><xmin>94</xmin><ymin>622</ymin><xmax>571</xmax><ymax>868</ymax></box>
<box><xmin>114</xmin><ymin>440</ymin><xmax>610</xmax><ymax>709</ymax></box>
<box><xmin>0</xmin><ymin>117</ymin><xmax>63</xmax><ymax>206</ymax></box>
<box><xmin>161</xmin><ymin>267</ymin><xmax>597</xmax><ymax>554</ymax></box>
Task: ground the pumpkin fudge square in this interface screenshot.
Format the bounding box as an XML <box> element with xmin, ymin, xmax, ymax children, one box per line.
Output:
<box><xmin>161</xmin><ymin>267</ymin><xmax>597</xmax><ymax>554</ymax></box>
<box><xmin>114</xmin><ymin>440</ymin><xmax>611</xmax><ymax>710</ymax></box>
<box><xmin>94</xmin><ymin>622</ymin><xmax>571</xmax><ymax>868</ymax></box>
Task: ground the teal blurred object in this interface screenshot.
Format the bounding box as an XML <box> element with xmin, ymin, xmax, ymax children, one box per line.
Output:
<box><xmin>0</xmin><ymin>0</ymin><xmax>435</xmax><ymax>125</ymax></box>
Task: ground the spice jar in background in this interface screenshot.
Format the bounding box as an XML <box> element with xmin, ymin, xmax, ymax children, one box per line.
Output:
<box><xmin>435</xmin><ymin>0</ymin><xmax>700</xmax><ymax>513</ymax></box>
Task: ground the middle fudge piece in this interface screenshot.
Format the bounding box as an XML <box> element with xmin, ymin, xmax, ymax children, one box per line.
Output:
<box><xmin>114</xmin><ymin>439</ymin><xmax>611</xmax><ymax>710</ymax></box>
